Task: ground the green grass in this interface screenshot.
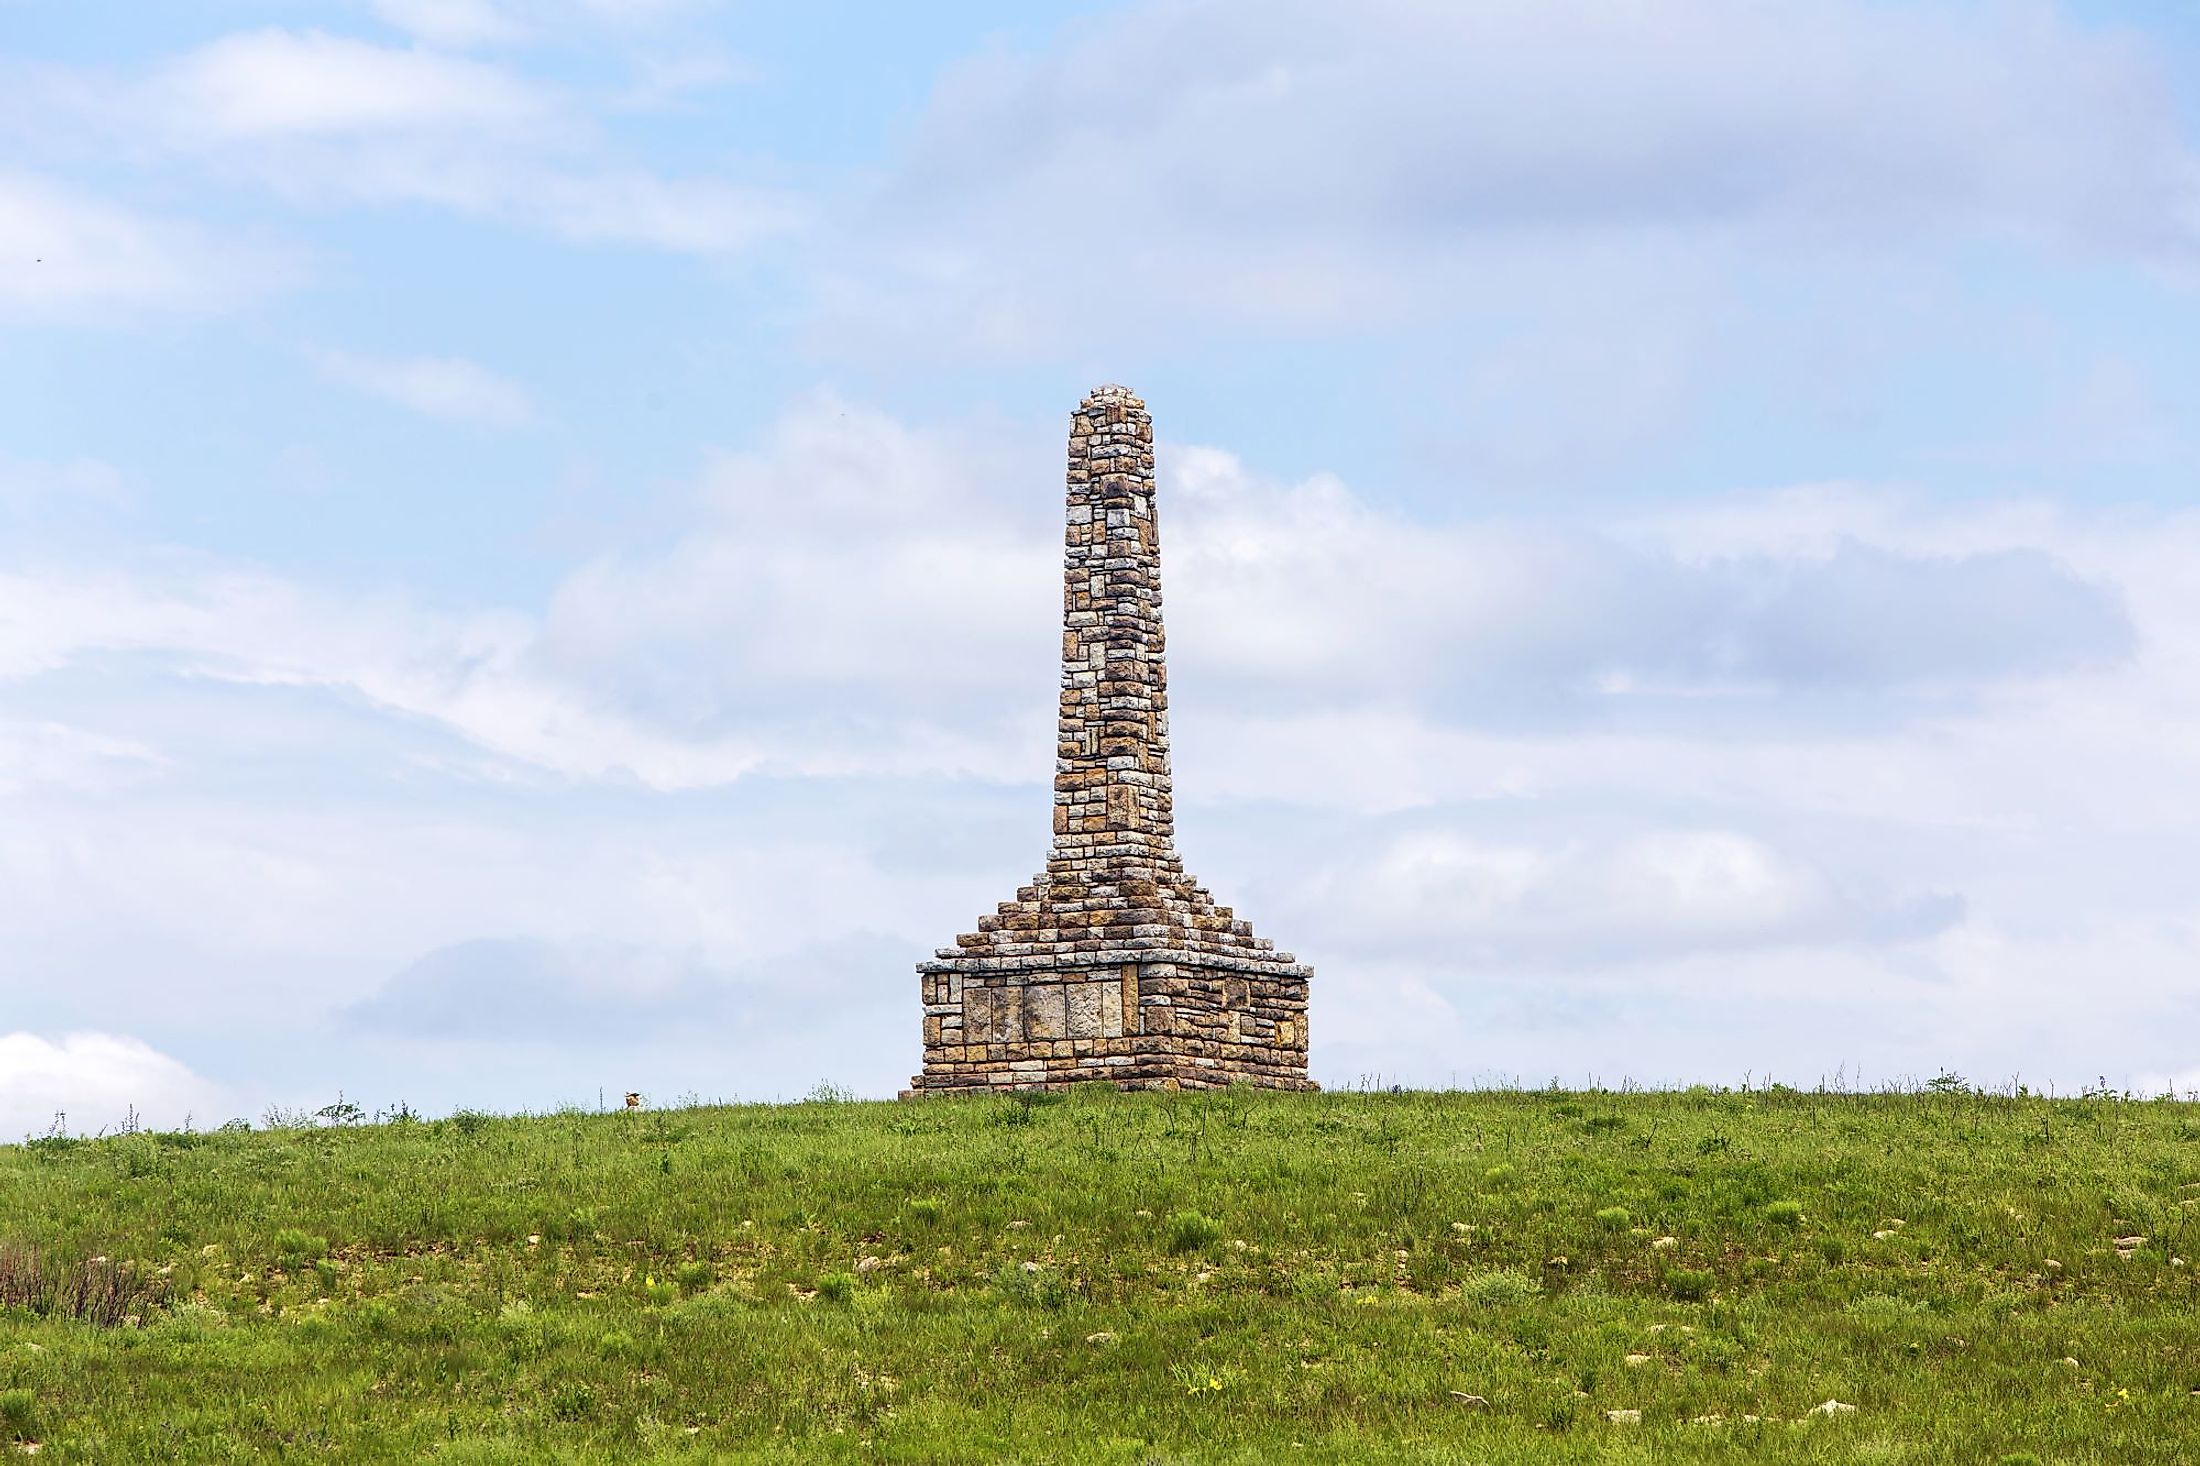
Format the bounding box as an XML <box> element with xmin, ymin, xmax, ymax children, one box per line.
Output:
<box><xmin>3</xmin><ymin>1085</ymin><xmax>2199</xmax><ymax>1462</ymax></box>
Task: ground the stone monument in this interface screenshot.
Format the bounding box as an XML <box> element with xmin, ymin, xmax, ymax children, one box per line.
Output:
<box><xmin>905</xmin><ymin>386</ymin><xmax>1314</xmax><ymax>1094</ymax></box>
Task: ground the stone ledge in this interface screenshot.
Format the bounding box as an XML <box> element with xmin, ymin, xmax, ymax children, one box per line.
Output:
<box><xmin>920</xmin><ymin>948</ymin><xmax>1311</xmax><ymax>978</ymax></box>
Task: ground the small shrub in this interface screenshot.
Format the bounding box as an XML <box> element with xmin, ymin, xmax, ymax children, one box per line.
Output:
<box><xmin>313</xmin><ymin>1258</ymin><xmax>340</xmax><ymax>1293</ymax></box>
<box><xmin>599</xmin><ymin>1329</ymin><xmax>638</xmax><ymax>1360</ymax></box>
<box><xmin>908</xmin><ymin>1197</ymin><xmax>944</xmax><ymax>1225</ymax></box>
<box><xmin>816</xmin><ymin>1271</ymin><xmax>857</xmax><ymax>1304</ymax></box>
<box><xmin>1482</xmin><ymin>1163</ymin><xmax>1518</xmax><ymax>1189</ymax></box>
<box><xmin>271</xmin><ymin>1228</ymin><xmax>328</xmax><ymax>1268</ymax></box>
<box><xmin>1763</xmin><ymin>1200</ymin><xmax>1804</xmax><ymax>1227</ymax></box>
<box><xmin>1165</xmin><ymin>1211</ymin><xmax>1224</xmax><ymax>1255</ymax></box>
<box><xmin>1665</xmin><ymin>1268</ymin><xmax>1714</xmax><ymax>1302</ymax></box>
<box><xmin>549</xmin><ymin>1383</ymin><xmax>595</xmax><ymax>1422</ymax></box>
<box><xmin>1458</xmin><ymin>1268</ymin><xmax>1541</xmax><ymax>1307</ymax></box>
<box><xmin>450</xmin><ymin>1109</ymin><xmax>491</xmax><ymax>1138</ymax></box>
<box><xmin>992</xmin><ymin>1261</ymin><xmax>1069</xmax><ymax>1310</ymax></box>
<box><xmin>1583</xmin><ymin>1114</ymin><xmax>1626</xmax><ymax>1135</ymax></box>
<box><xmin>641</xmin><ymin>1274</ymin><xmax>678</xmax><ymax>1306</ymax></box>
<box><xmin>674</xmin><ymin>1261</ymin><xmax>713</xmax><ymax>1293</ymax></box>
<box><xmin>0</xmin><ymin>1389</ymin><xmax>37</xmax><ymax>1442</ymax></box>
<box><xmin>1595</xmin><ymin>1205</ymin><xmax>1631</xmax><ymax>1230</ymax></box>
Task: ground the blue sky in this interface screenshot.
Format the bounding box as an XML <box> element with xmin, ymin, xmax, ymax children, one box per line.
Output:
<box><xmin>5</xmin><ymin>0</ymin><xmax>2200</xmax><ymax>1131</ymax></box>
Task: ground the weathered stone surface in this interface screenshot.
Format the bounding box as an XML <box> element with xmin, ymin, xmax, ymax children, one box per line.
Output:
<box><xmin>906</xmin><ymin>387</ymin><xmax>1314</xmax><ymax>1096</ymax></box>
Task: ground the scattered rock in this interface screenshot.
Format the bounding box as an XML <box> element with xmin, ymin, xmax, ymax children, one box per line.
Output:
<box><xmin>1451</xmin><ymin>1222</ymin><xmax>1470</xmax><ymax>1234</ymax></box>
<box><xmin>1809</xmin><ymin>1399</ymin><xmax>1857</xmax><ymax>1417</ymax></box>
<box><xmin>1007</xmin><ymin>1220</ymin><xmax>1029</xmax><ymax>1230</ymax></box>
<box><xmin>1085</xmin><ymin>1331</ymin><xmax>1117</xmax><ymax>1346</ymax></box>
<box><xmin>1019</xmin><ymin>1260</ymin><xmax>1043</xmax><ymax>1274</ymax></box>
<box><xmin>855</xmin><ymin>1256</ymin><xmax>885</xmax><ymax>1275</ymax></box>
<box><xmin>1652</xmin><ymin>1236</ymin><xmax>1678</xmax><ymax>1251</ymax></box>
<box><xmin>1689</xmin><ymin>1414</ymin><xmax>1724</xmax><ymax>1425</ymax></box>
<box><xmin>2062</xmin><ymin>1357</ymin><xmax>2081</xmax><ymax>1368</ymax></box>
<box><xmin>2043</xmin><ymin>1259</ymin><xmax>2062</xmax><ymax>1271</ymax></box>
<box><xmin>1448</xmin><ymin>1392</ymin><xmax>1489</xmax><ymax>1408</ymax></box>
<box><xmin>1872</xmin><ymin>1230</ymin><xmax>1898</xmax><ymax>1241</ymax></box>
<box><xmin>1624</xmin><ymin>1354</ymin><xmax>1653</xmax><ymax>1367</ymax></box>
<box><xmin>1605</xmin><ymin>1409</ymin><xmax>1641</xmax><ymax>1424</ymax></box>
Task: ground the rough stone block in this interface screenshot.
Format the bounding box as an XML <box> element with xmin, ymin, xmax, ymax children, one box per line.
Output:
<box><xmin>1025</xmin><ymin>983</ymin><xmax>1067</xmax><ymax>1040</ymax></box>
<box><xmin>1066</xmin><ymin>981</ymin><xmax>1106</xmax><ymax>1039</ymax></box>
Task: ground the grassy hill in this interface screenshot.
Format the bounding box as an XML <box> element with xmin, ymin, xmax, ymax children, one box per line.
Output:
<box><xmin>3</xmin><ymin>1085</ymin><xmax>2198</xmax><ymax>1462</ymax></box>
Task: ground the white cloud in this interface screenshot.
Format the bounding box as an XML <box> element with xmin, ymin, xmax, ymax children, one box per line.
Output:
<box><xmin>0</xmin><ymin>719</ymin><xmax>164</xmax><ymax>796</ymax></box>
<box><xmin>312</xmin><ymin>348</ymin><xmax>535</xmax><ymax>427</ymax></box>
<box><xmin>366</xmin><ymin>0</ymin><xmax>723</xmax><ymax>47</ymax></box>
<box><xmin>0</xmin><ymin>1033</ymin><xmax>228</xmax><ymax>1138</ymax></box>
<box><xmin>0</xmin><ymin>455</ymin><xmax>127</xmax><ymax>515</ymax></box>
<box><xmin>153</xmin><ymin>28</ymin><xmax>549</xmax><ymax>141</ymax></box>
<box><xmin>369</xmin><ymin>0</ymin><xmax>525</xmax><ymax>48</ymax></box>
<box><xmin>0</xmin><ymin>171</ymin><xmax>288</xmax><ymax>318</ymax></box>
<box><xmin>1161</xmin><ymin>446</ymin><xmax>2131</xmax><ymax>711</ymax></box>
<box><xmin>825</xmin><ymin>0</ymin><xmax>2200</xmax><ymax>350</ymax></box>
<box><xmin>0</xmin><ymin>562</ymin><xmax>767</xmax><ymax>788</ymax></box>
<box><xmin>1295</xmin><ymin>827</ymin><xmax>1958</xmax><ymax>968</ymax></box>
<box><xmin>13</xmin><ymin>29</ymin><xmax>796</xmax><ymax>258</ymax></box>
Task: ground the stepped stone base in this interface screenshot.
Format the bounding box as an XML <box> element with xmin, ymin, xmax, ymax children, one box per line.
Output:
<box><xmin>902</xmin><ymin>952</ymin><xmax>1314</xmax><ymax>1095</ymax></box>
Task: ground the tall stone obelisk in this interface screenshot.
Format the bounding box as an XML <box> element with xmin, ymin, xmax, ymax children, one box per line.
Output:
<box><xmin>906</xmin><ymin>386</ymin><xmax>1314</xmax><ymax>1094</ymax></box>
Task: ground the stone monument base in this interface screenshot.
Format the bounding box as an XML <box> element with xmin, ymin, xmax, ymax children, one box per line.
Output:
<box><xmin>903</xmin><ymin>953</ymin><xmax>1315</xmax><ymax>1095</ymax></box>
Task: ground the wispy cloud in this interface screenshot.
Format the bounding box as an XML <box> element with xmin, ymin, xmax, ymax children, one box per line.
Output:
<box><xmin>312</xmin><ymin>348</ymin><xmax>536</xmax><ymax>427</ymax></box>
<box><xmin>152</xmin><ymin>28</ymin><xmax>550</xmax><ymax>141</ymax></box>
<box><xmin>11</xmin><ymin>28</ymin><xmax>798</xmax><ymax>259</ymax></box>
<box><xmin>0</xmin><ymin>171</ymin><xmax>292</xmax><ymax>318</ymax></box>
<box><xmin>368</xmin><ymin>0</ymin><xmax>527</xmax><ymax>49</ymax></box>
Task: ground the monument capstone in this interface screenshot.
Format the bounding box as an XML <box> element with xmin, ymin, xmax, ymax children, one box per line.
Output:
<box><xmin>905</xmin><ymin>386</ymin><xmax>1314</xmax><ymax>1095</ymax></box>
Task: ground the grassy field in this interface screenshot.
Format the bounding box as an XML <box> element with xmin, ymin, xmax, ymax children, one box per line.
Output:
<box><xmin>3</xmin><ymin>1085</ymin><xmax>2198</xmax><ymax>1463</ymax></box>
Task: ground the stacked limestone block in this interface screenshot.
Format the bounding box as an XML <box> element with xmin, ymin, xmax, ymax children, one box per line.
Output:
<box><xmin>906</xmin><ymin>386</ymin><xmax>1314</xmax><ymax>1095</ymax></box>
